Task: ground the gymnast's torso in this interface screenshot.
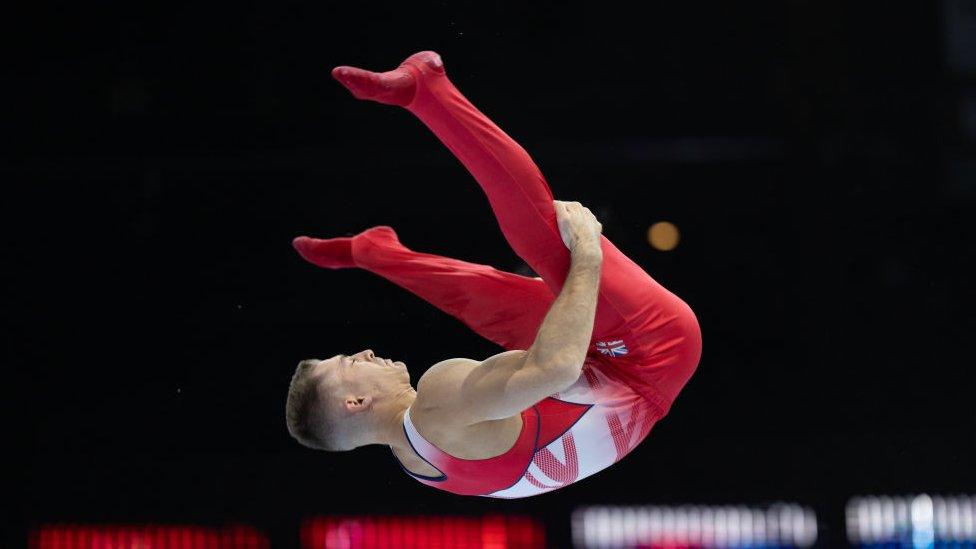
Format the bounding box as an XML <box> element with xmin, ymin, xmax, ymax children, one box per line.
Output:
<box><xmin>390</xmin><ymin>354</ymin><xmax>664</xmax><ymax>498</ymax></box>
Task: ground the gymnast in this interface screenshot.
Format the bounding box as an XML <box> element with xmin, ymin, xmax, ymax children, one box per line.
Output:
<box><xmin>286</xmin><ymin>51</ymin><xmax>702</xmax><ymax>498</ymax></box>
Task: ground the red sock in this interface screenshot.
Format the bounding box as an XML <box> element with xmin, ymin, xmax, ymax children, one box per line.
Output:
<box><xmin>292</xmin><ymin>235</ymin><xmax>355</xmax><ymax>269</ymax></box>
<box><xmin>292</xmin><ymin>226</ymin><xmax>399</xmax><ymax>269</ymax></box>
<box><xmin>330</xmin><ymin>51</ymin><xmax>443</xmax><ymax>106</ymax></box>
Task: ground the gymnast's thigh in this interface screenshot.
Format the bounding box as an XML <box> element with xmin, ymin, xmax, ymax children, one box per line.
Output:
<box><xmin>588</xmin><ymin>238</ymin><xmax>702</xmax><ymax>411</ymax></box>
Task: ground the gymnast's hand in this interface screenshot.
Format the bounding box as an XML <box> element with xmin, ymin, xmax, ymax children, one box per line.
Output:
<box><xmin>554</xmin><ymin>200</ymin><xmax>603</xmax><ymax>257</ymax></box>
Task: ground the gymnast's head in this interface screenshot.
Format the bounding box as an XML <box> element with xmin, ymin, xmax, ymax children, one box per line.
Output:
<box><xmin>285</xmin><ymin>349</ymin><xmax>414</xmax><ymax>451</ymax></box>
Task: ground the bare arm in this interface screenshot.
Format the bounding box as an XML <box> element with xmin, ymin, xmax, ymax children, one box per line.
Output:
<box><xmin>448</xmin><ymin>201</ymin><xmax>604</xmax><ymax>423</ymax></box>
<box><xmin>523</xmin><ymin>246</ymin><xmax>602</xmax><ymax>381</ymax></box>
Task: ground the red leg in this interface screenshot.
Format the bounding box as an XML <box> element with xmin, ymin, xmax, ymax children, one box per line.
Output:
<box><xmin>387</xmin><ymin>54</ymin><xmax>691</xmax><ymax>342</ymax></box>
<box><xmin>350</xmin><ymin>226</ymin><xmax>555</xmax><ymax>351</ymax></box>
<box><xmin>330</xmin><ymin>53</ymin><xmax>703</xmax><ymax>411</ymax></box>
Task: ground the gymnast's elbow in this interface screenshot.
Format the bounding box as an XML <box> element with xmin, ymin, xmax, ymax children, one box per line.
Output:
<box><xmin>523</xmin><ymin>349</ymin><xmax>583</xmax><ymax>391</ymax></box>
<box><xmin>542</xmin><ymin>355</ymin><xmax>587</xmax><ymax>391</ymax></box>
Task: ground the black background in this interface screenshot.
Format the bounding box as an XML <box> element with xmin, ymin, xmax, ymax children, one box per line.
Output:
<box><xmin>7</xmin><ymin>1</ymin><xmax>975</xmax><ymax>547</ymax></box>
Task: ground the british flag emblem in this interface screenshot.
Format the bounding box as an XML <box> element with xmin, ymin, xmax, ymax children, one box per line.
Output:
<box><xmin>596</xmin><ymin>339</ymin><xmax>628</xmax><ymax>357</ymax></box>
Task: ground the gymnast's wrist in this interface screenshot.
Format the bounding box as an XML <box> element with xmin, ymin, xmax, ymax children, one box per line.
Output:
<box><xmin>569</xmin><ymin>240</ymin><xmax>603</xmax><ymax>266</ymax></box>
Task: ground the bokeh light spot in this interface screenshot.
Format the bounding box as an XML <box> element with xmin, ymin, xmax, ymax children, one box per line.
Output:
<box><xmin>647</xmin><ymin>221</ymin><xmax>680</xmax><ymax>251</ymax></box>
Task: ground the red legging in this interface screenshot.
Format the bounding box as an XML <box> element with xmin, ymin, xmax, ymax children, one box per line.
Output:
<box><xmin>349</xmin><ymin>56</ymin><xmax>701</xmax><ymax>415</ymax></box>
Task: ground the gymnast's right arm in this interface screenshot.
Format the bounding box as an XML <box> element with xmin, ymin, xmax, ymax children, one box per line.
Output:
<box><xmin>452</xmin><ymin>201</ymin><xmax>604</xmax><ymax>424</ymax></box>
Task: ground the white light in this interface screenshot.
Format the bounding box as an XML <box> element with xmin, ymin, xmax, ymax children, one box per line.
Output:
<box><xmin>752</xmin><ymin>509</ymin><xmax>767</xmax><ymax>545</ymax></box>
<box><xmin>572</xmin><ymin>502</ymin><xmax>819</xmax><ymax>548</ymax></box>
<box><xmin>895</xmin><ymin>498</ymin><xmax>910</xmax><ymax>542</ymax></box>
<box><xmin>701</xmin><ymin>506</ymin><xmax>715</xmax><ymax>546</ymax></box>
<box><xmin>714</xmin><ymin>506</ymin><xmax>728</xmax><ymax>546</ymax></box>
<box><xmin>687</xmin><ymin>505</ymin><xmax>702</xmax><ymax>546</ymax></box>
<box><xmin>663</xmin><ymin>506</ymin><xmax>676</xmax><ymax>545</ymax></box>
<box><xmin>959</xmin><ymin>496</ymin><xmax>976</xmax><ymax>541</ymax></box>
<box><xmin>595</xmin><ymin>507</ymin><xmax>611</xmax><ymax>549</ymax></box>
<box><xmin>799</xmin><ymin>507</ymin><xmax>819</xmax><ymax>547</ymax></box>
<box><xmin>649</xmin><ymin>506</ymin><xmax>662</xmax><ymax>544</ymax></box>
<box><xmin>674</xmin><ymin>506</ymin><xmax>689</xmax><ymax>544</ymax></box>
<box><xmin>634</xmin><ymin>506</ymin><xmax>652</xmax><ymax>545</ymax></box>
<box><xmin>570</xmin><ymin>509</ymin><xmax>586</xmax><ymax>548</ymax></box>
<box><xmin>934</xmin><ymin>496</ymin><xmax>948</xmax><ymax>540</ymax></box>
<box><xmin>781</xmin><ymin>503</ymin><xmax>798</xmax><ymax>544</ymax></box>
<box><xmin>847</xmin><ymin>497</ymin><xmax>863</xmax><ymax>543</ymax></box>
<box><xmin>911</xmin><ymin>494</ymin><xmax>935</xmax><ymax>549</ymax></box>
<box><xmin>913</xmin><ymin>494</ymin><xmax>935</xmax><ymax>524</ymax></box>
<box><xmin>765</xmin><ymin>505</ymin><xmax>781</xmax><ymax>544</ymax></box>
<box><xmin>868</xmin><ymin>496</ymin><xmax>883</xmax><ymax>542</ymax></box>
<box><xmin>881</xmin><ymin>496</ymin><xmax>896</xmax><ymax>542</ymax></box>
<box><xmin>727</xmin><ymin>506</ymin><xmax>742</xmax><ymax>546</ymax></box>
<box><xmin>738</xmin><ymin>506</ymin><xmax>754</xmax><ymax>544</ymax></box>
<box><xmin>622</xmin><ymin>506</ymin><xmax>638</xmax><ymax>546</ymax></box>
<box><xmin>609</xmin><ymin>506</ymin><xmax>624</xmax><ymax>548</ymax></box>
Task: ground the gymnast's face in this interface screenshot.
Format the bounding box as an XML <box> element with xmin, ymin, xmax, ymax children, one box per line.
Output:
<box><xmin>314</xmin><ymin>349</ymin><xmax>411</xmax><ymax>409</ymax></box>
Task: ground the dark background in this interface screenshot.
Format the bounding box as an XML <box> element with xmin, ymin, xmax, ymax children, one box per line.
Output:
<box><xmin>7</xmin><ymin>1</ymin><xmax>976</xmax><ymax>547</ymax></box>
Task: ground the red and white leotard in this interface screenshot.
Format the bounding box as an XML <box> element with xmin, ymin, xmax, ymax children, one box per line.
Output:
<box><xmin>391</xmin><ymin>356</ymin><xmax>662</xmax><ymax>498</ymax></box>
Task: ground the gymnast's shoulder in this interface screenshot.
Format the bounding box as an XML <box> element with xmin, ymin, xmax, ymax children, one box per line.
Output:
<box><xmin>414</xmin><ymin>349</ymin><xmax>535</xmax><ymax>426</ymax></box>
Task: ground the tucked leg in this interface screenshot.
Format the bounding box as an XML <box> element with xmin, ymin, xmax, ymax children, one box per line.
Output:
<box><xmin>333</xmin><ymin>52</ymin><xmax>691</xmax><ymax>339</ymax></box>
<box><xmin>330</xmin><ymin>52</ymin><xmax>702</xmax><ymax>410</ymax></box>
<box><xmin>295</xmin><ymin>226</ymin><xmax>554</xmax><ymax>351</ymax></box>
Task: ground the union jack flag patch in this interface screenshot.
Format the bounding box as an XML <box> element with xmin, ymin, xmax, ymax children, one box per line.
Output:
<box><xmin>596</xmin><ymin>339</ymin><xmax>628</xmax><ymax>357</ymax></box>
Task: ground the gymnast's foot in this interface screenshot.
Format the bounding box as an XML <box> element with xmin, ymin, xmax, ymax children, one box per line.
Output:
<box><xmin>292</xmin><ymin>226</ymin><xmax>398</xmax><ymax>269</ymax></box>
<box><xmin>331</xmin><ymin>51</ymin><xmax>444</xmax><ymax>106</ymax></box>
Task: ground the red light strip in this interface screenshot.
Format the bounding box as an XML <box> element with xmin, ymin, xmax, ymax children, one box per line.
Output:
<box><xmin>301</xmin><ymin>515</ymin><xmax>545</xmax><ymax>549</ymax></box>
<box><xmin>30</xmin><ymin>524</ymin><xmax>268</xmax><ymax>549</ymax></box>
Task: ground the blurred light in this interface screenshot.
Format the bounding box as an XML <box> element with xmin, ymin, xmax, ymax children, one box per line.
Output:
<box><xmin>846</xmin><ymin>494</ymin><xmax>976</xmax><ymax>547</ymax></box>
<box><xmin>572</xmin><ymin>502</ymin><xmax>817</xmax><ymax>548</ymax></box>
<box><xmin>30</xmin><ymin>524</ymin><xmax>267</xmax><ymax>549</ymax></box>
<box><xmin>301</xmin><ymin>515</ymin><xmax>544</xmax><ymax>549</ymax></box>
<box><xmin>911</xmin><ymin>494</ymin><xmax>935</xmax><ymax>548</ymax></box>
<box><xmin>647</xmin><ymin>221</ymin><xmax>680</xmax><ymax>251</ymax></box>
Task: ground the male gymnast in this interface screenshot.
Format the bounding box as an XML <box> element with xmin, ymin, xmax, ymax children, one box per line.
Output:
<box><xmin>286</xmin><ymin>51</ymin><xmax>702</xmax><ymax>498</ymax></box>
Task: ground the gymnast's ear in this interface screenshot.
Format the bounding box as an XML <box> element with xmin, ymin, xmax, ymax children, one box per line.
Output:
<box><xmin>343</xmin><ymin>395</ymin><xmax>373</xmax><ymax>414</ymax></box>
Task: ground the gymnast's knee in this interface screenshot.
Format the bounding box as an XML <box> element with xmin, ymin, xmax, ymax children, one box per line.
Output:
<box><xmin>669</xmin><ymin>300</ymin><xmax>703</xmax><ymax>374</ymax></box>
